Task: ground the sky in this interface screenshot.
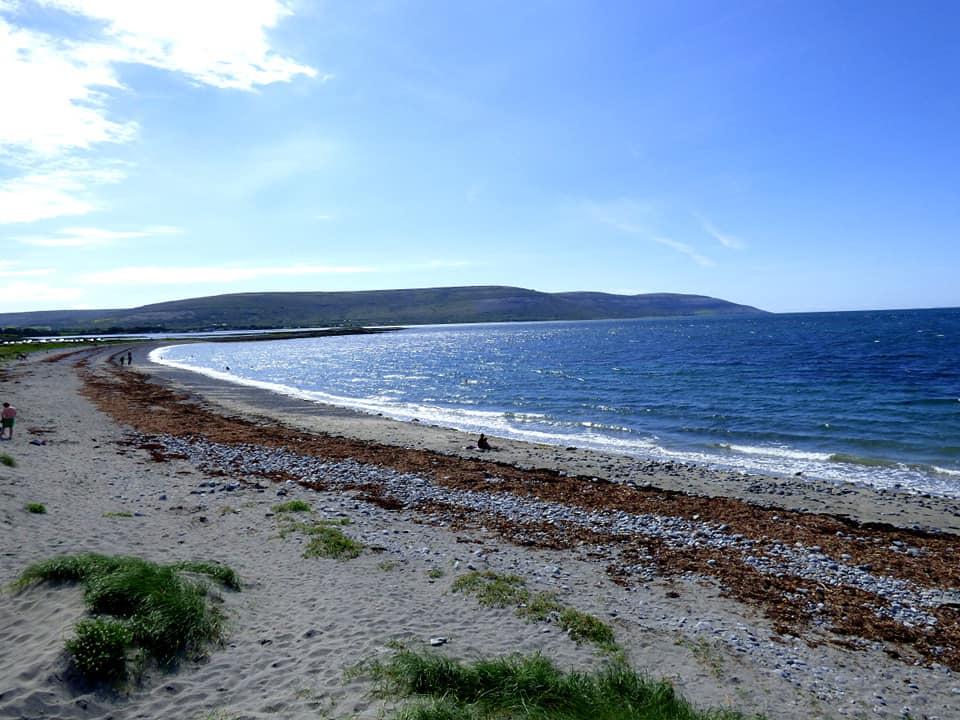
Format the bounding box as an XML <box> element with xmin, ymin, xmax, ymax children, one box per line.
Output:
<box><xmin>1</xmin><ymin>0</ymin><xmax>958</xmax><ymax>314</ymax></box>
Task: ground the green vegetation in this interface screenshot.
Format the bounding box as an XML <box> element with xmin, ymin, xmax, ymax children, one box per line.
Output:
<box><xmin>453</xmin><ymin>571</ymin><xmax>617</xmax><ymax>651</ymax></box>
<box><xmin>365</xmin><ymin>648</ymin><xmax>757</xmax><ymax>720</ymax></box>
<box><xmin>14</xmin><ymin>553</ymin><xmax>239</xmax><ymax>682</ymax></box>
<box><xmin>103</xmin><ymin>510</ymin><xmax>133</xmax><ymax>518</ymax></box>
<box><xmin>25</xmin><ymin>502</ymin><xmax>46</xmax><ymax>514</ymax></box>
<box><xmin>0</xmin><ymin>340</ymin><xmax>95</xmax><ymax>362</ymax></box>
<box><xmin>273</xmin><ymin>499</ymin><xmax>313</xmax><ymax>513</ymax></box>
<box><xmin>172</xmin><ymin>560</ymin><xmax>242</xmax><ymax>591</ymax></box>
<box><xmin>304</xmin><ymin>525</ymin><xmax>363</xmax><ymax>560</ymax></box>
<box><xmin>379</xmin><ymin>560</ymin><xmax>400</xmax><ymax>571</ymax></box>
<box><xmin>452</xmin><ymin>570</ymin><xmax>528</xmax><ymax>607</ymax></box>
<box><xmin>276</xmin><ymin>516</ymin><xmax>362</xmax><ymax>560</ymax></box>
<box><xmin>427</xmin><ymin>568</ymin><xmax>445</xmax><ymax>579</ymax></box>
<box><xmin>0</xmin><ymin>453</ymin><xmax>16</xmax><ymax>467</ymax></box>
<box><xmin>66</xmin><ymin>618</ymin><xmax>132</xmax><ymax>681</ymax></box>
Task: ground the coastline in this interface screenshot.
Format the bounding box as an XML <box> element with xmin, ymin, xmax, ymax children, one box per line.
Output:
<box><xmin>139</xmin><ymin>343</ymin><xmax>960</xmax><ymax>534</ymax></box>
<box><xmin>2</xmin><ymin>344</ymin><xmax>959</xmax><ymax>719</ymax></box>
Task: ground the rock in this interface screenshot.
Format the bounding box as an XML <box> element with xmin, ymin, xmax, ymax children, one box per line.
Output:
<box><xmin>429</xmin><ymin>637</ymin><xmax>448</xmax><ymax>646</ymax></box>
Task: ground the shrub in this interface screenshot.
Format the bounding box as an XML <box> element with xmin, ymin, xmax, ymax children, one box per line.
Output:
<box><xmin>25</xmin><ymin>502</ymin><xmax>46</xmax><ymax>514</ymax></box>
<box><xmin>0</xmin><ymin>453</ymin><xmax>15</xmax><ymax>468</ymax></box>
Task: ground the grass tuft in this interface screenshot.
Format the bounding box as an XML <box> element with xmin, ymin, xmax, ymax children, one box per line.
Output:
<box><xmin>558</xmin><ymin>607</ymin><xmax>617</xmax><ymax>650</ymax></box>
<box><xmin>366</xmin><ymin>649</ymin><xmax>757</xmax><ymax>720</ymax></box>
<box><xmin>0</xmin><ymin>453</ymin><xmax>15</xmax><ymax>468</ymax></box>
<box><xmin>303</xmin><ymin>525</ymin><xmax>363</xmax><ymax>560</ymax></box>
<box><xmin>173</xmin><ymin>560</ymin><xmax>242</xmax><ymax>591</ymax></box>
<box><xmin>273</xmin><ymin>499</ymin><xmax>312</xmax><ymax>513</ymax></box>
<box><xmin>455</xmin><ymin>572</ymin><xmax>618</xmax><ymax>652</ymax></box>
<box><xmin>452</xmin><ymin>570</ymin><xmax>529</xmax><ymax>607</ymax></box>
<box><xmin>25</xmin><ymin>502</ymin><xmax>47</xmax><ymax>514</ymax></box>
<box><xmin>14</xmin><ymin>553</ymin><xmax>239</xmax><ymax>682</ymax></box>
<box><xmin>66</xmin><ymin>618</ymin><xmax>132</xmax><ymax>682</ymax></box>
<box><xmin>103</xmin><ymin>511</ymin><xmax>133</xmax><ymax>518</ymax></box>
<box><xmin>275</xmin><ymin>515</ymin><xmax>362</xmax><ymax>560</ymax></box>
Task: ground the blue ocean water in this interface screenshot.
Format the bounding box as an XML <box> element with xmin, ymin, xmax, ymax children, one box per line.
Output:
<box><xmin>151</xmin><ymin>309</ymin><xmax>960</xmax><ymax>496</ymax></box>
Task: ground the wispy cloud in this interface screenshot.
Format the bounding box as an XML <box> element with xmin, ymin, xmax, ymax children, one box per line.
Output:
<box><xmin>0</xmin><ymin>266</ymin><xmax>53</xmax><ymax>278</ymax></box>
<box><xmin>0</xmin><ymin>165</ymin><xmax>126</xmax><ymax>223</ymax></box>
<box><xmin>0</xmin><ymin>1</ymin><xmax>317</xmax><ymax>224</ymax></box>
<box><xmin>591</xmin><ymin>203</ymin><xmax>715</xmax><ymax>267</ymax></box>
<box><xmin>700</xmin><ymin>217</ymin><xmax>746</xmax><ymax>250</ymax></box>
<box><xmin>16</xmin><ymin>224</ymin><xmax>181</xmax><ymax>247</ymax></box>
<box><xmin>654</xmin><ymin>236</ymin><xmax>714</xmax><ymax>266</ymax></box>
<box><xmin>83</xmin><ymin>263</ymin><xmax>377</xmax><ymax>285</ymax></box>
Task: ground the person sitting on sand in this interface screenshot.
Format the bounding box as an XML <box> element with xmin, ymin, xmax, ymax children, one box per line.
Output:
<box><xmin>477</xmin><ymin>433</ymin><xmax>492</xmax><ymax>450</ymax></box>
<box><xmin>1</xmin><ymin>402</ymin><xmax>16</xmax><ymax>440</ymax></box>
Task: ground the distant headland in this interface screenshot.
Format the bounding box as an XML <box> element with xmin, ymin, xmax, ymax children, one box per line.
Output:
<box><xmin>0</xmin><ymin>285</ymin><xmax>767</xmax><ymax>334</ymax></box>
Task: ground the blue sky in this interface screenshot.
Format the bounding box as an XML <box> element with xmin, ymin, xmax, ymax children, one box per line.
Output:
<box><xmin>2</xmin><ymin>0</ymin><xmax>958</xmax><ymax>314</ymax></box>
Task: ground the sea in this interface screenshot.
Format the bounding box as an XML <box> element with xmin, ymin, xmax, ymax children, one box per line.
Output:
<box><xmin>149</xmin><ymin>308</ymin><xmax>960</xmax><ymax>498</ymax></box>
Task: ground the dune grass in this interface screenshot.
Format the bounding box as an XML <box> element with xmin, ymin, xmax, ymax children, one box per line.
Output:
<box><xmin>0</xmin><ymin>453</ymin><xmax>16</xmax><ymax>467</ymax></box>
<box><xmin>14</xmin><ymin>553</ymin><xmax>239</xmax><ymax>682</ymax></box>
<box><xmin>25</xmin><ymin>502</ymin><xmax>46</xmax><ymax>514</ymax></box>
<box><xmin>453</xmin><ymin>570</ymin><xmax>617</xmax><ymax>651</ymax></box>
<box><xmin>366</xmin><ymin>649</ymin><xmax>757</xmax><ymax>720</ymax></box>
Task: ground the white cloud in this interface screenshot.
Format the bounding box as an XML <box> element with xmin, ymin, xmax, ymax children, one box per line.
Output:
<box><xmin>0</xmin><ymin>18</ymin><xmax>135</xmax><ymax>157</ymax></box>
<box><xmin>701</xmin><ymin>218</ymin><xmax>746</xmax><ymax>250</ymax></box>
<box><xmin>38</xmin><ymin>0</ymin><xmax>317</xmax><ymax>90</ymax></box>
<box><xmin>0</xmin><ymin>280</ymin><xmax>84</xmax><ymax>304</ymax></box>
<box><xmin>83</xmin><ymin>263</ymin><xmax>376</xmax><ymax>285</ymax></box>
<box><xmin>0</xmin><ymin>267</ymin><xmax>53</xmax><ymax>277</ymax></box>
<box><xmin>0</xmin><ymin>165</ymin><xmax>124</xmax><ymax>223</ymax></box>
<box><xmin>16</xmin><ymin>224</ymin><xmax>181</xmax><ymax>247</ymax></box>
<box><xmin>0</xmin><ymin>1</ymin><xmax>317</xmax><ymax>224</ymax></box>
<box><xmin>652</xmin><ymin>236</ymin><xmax>714</xmax><ymax>267</ymax></box>
<box><xmin>593</xmin><ymin>208</ymin><xmax>715</xmax><ymax>267</ymax></box>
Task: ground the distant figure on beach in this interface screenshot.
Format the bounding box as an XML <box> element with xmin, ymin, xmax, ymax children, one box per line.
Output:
<box><xmin>1</xmin><ymin>402</ymin><xmax>16</xmax><ymax>440</ymax></box>
<box><xmin>118</xmin><ymin>355</ymin><xmax>124</xmax><ymax>366</ymax></box>
<box><xmin>127</xmin><ymin>351</ymin><xmax>132</xmax><ymax>365</ymax></box>
<box><xmin>477</xmin><ymin>433</ymin><xmax>492</xmax><ymax>450</ymax></box>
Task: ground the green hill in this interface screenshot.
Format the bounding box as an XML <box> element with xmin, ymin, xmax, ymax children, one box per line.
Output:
<box><xmin>0</xmin><ymin>286</ymin><xmax>767</xmax><ymax>333</ymax></box>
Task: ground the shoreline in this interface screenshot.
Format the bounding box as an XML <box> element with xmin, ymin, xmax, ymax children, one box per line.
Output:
<box><xmin>3</xmin><ymin>345</ymin><xmax>960</xmax><ymax>719</ymax></box>
<box><xmin>137</xmin><ymin>343</ymin><xmax>960</xmax><ymax>534</ymax></box>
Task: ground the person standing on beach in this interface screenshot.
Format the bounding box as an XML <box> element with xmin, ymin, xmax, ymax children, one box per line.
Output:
<box><xmin>1</xmin><ymin>402</ymin><xmax>16</xmax><ymax>440</ymax></box>
<box><xmin>127</xmin><ymin>350</ymin><xmax>132</xmax><ymax>365</ymax></box>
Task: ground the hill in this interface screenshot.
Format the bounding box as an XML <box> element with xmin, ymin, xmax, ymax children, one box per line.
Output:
<box><xmin>0</xmin><ymin>286</ymin><xmax>767</xmax><ymax>333</ymax></box>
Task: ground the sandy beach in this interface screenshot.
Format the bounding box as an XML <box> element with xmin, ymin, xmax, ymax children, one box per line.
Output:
<box><xmin>2</xmin><ymin>343</ymin><xmax>959</xmax><ymax>719</ymax></box>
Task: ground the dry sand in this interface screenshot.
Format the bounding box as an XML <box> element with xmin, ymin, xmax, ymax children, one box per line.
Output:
<box><xmin>1</xmin><ymin>344</ymin><xmax>959</xmax><ymax>720</ymax></box>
